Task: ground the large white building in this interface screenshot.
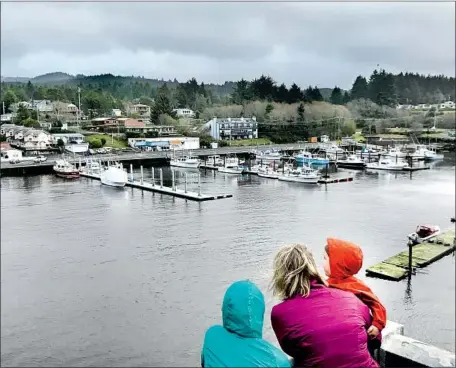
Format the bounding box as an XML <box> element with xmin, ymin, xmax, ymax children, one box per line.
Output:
<box><xmin>204</xmin><ymin>117</ymin><xmax>258</xmax><ymax>140</ymax></box>
<box><xmin>127</xmin><ymin>136</ymin><xmax>200</xmax><ymax>151</ymax></box>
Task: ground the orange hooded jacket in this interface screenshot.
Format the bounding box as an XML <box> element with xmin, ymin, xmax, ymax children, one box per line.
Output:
<box><xmin>326</xmin><ymin>238</ymin><xmax>387</xmax><ymax>331</ymax></box>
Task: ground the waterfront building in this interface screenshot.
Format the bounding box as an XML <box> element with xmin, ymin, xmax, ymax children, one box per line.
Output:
<box><xmin>204</xmin><ymin>116</ymin><xmax>258</xmax><ymax>141</ymax></box>
<box><xmin>127</xmin><ymin>136</ymin><xmax>200</xmax><ymax>150</ymax></box>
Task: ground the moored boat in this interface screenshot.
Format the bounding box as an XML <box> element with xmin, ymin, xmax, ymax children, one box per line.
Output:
<box><xmin>218</xmin><ymin>165</ymin><xmax>245</xmax><ymax>174</ymax></box>
<box><xmin>295</xmin><ymin>151</ymin><xmax>329</xmax><ymax>167</ymax></box>
<box><xmin>407</xmin><ymin>224</ymin><xmax>441</xmax><ymax>245</ymax></box>
<box><xmin>170</xmin><ymin>155</ymin><xmax>200</xmax><ymax>169</ymax></box>
<box><xmin>53</xmin><ymin>159</ymin><xmax>80</xmax><ymax>179</ymax></box>
<box><xmin>257</xmin><ymin>166</ymin><xmax>279</xmax><ymax>179</ymax></box>
<box><xmin>336</xmin><ymin>155</ymin><xmax>366</xmax><ymax>170</ymax></box>
<box><xmin>100</xmin><ymin>163</ymin><xmax>128</xmax><ymax>187</ymax></box>
<box><xmin>366</xmin><ymin>158</ymin><xmax>410</xmax><ymax>171</ymax></box>
<box><xmin>278</xmin><ymin>167</ymin><xmax>320</xmax><ymax>184</ymax></box>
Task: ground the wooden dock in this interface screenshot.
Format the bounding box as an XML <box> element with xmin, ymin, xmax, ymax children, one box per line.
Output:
<box><xmin>318</xmin><ymin>174</ymin><xmax>354</xmax><ymax>184</ymax></box>
<box><xmin>80</xmin><ymin>172</ymin><xmax>233</xmax><ymax>202</ymax></box>
<box><xmin>366</xmin><ymin>229</ymin><xmax>455</xmax><ymax>281</ymax></box>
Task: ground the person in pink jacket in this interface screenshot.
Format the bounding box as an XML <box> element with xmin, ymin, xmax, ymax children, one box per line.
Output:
<box><xmin>270</xmin><ymin>244</ymin><xmax>379</xmax><ymax>368</ymax></box>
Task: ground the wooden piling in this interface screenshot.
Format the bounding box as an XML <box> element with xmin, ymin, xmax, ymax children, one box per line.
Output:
<box><xmin>140</xmin><ymin>165</ymin><xmax>144</xmax><ymax>185</ymax></box>
<box><xmin>184</xmin><ymin>172</ymin><xmax>188</xmax><ymax>193</ymax></box>
<box><xmin>160</xmin><ymin>168</ymin><xmax>163</xmax><ymax>188</ymax></box>
<box><xmin>151</xmin><ymin>167</ymin><xmax>155</xmax><ymax>186</ymax></box>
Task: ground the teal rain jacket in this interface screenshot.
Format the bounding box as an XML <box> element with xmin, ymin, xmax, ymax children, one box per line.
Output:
<box><xmin>201</xmin><ymin>280</ymin><xmax>291</xmax><ymax>368</ymax></box>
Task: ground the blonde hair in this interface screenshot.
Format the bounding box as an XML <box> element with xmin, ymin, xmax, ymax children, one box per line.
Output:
<box><xmin>271</xmin><ymin>244</ymin><xmax>326</xmax><ymax>300</ymax></box>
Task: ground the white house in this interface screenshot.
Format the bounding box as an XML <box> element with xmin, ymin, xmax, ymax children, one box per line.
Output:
<box><xmin>204</xmin><ymin>117</ymin><xmax>258</xmax><ymax>140</ymax></box>
<box><xmin>21</xmin><ymin>129</ymin><xmax>53</xmax><ymax>150</ymax></box>
<box><xmin>32</xmin><ymin>100</ymin><xmax>54</xmax><ymax>112</ymax></box>
<box><xmin>112</xmin><ymin>109</ymin><xmax>122</xmax><ymax>118</ymax></box>
<box><xmin>0</xmin><ymin>123</ymin><xmax>17</xmax><ymax>136</ymax></box>
<box><xmin>1</xmin><ymin>113</ymin><xmax>15</xmax><ymax>122</ymax></box>
<box><xmin>173</xmin><ymin>108</ymin><xmax>196</xmax><ymax>118</ymax></box>
<box><xmin>127</xmin><ymin>103</ymin><xmax>151</xmax><ymax>117</ymax></box>
<box><xmin>440</xmin><ymin>101</ymin><xmax>455</xmax><ymax>109</ymax></box>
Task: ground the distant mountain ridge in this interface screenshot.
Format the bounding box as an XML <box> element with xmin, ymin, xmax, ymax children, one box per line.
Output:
<box><xmin>1</xmin><ymin>72</ymin><xmax>74</xmax><ymax>84</ymax></box>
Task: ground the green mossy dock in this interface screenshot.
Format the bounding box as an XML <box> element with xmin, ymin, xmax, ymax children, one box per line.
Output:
<box><xmin>366</xmin><ymin>229</ymin><xmax>455</xmax><ymax>281</ymax></box>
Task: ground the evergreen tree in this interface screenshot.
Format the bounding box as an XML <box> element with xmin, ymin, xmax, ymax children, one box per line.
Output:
<box><xmin>288</xmin><ymin>83</ymin><xmax>303</xmax><ymax>103</ymax></box>
<box><xmin>330</xmin><ymin>87</ymin><xmax>344</xmax><ymax>105</ymax></box>
<box><xmin>350</xmin><ymin>76</ymin><xmax>369</xmax><ymax>100</ymax></box>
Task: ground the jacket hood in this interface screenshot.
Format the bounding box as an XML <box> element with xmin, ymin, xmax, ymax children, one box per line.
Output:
<box><xmin>222</xmin><ymin>280</ymin><xmax>264</xmax><ymax>338</ymax></box>
<box><xmin>327</xmin><ymin>238</ymin><xmax>363</xmax><ymax>279</ymax></box>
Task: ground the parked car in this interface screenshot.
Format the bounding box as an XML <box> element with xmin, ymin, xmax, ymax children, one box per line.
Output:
<box><xmin>34</xmin><ymin>155</ymin><xmax>47</xmax><ymax>163</ymax></box>
<box><xmin>9</xmin><ymin>159</ymin><xmax>20</xmax><ymax>164</ymax></box>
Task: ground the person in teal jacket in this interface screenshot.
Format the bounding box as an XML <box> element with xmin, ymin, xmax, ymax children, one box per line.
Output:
<box><xmin>201</xmin><ymin>280</ymin><xmax>291</xmax><ymax>368</ymax></box>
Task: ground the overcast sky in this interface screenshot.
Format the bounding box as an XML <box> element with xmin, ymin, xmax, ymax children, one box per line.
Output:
<box><xmin>1</xmin><ymin>1</ymin><xmax>455</xmax><ymax>89</ymax></box>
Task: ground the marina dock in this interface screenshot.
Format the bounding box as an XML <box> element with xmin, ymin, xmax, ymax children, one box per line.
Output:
<box><xmin>80</xmin><ymin>167</ymin><xmax>233</xmax><ymax>202</ymax></box>
<box><xmin>366</xmin><ymin>229</ymin><xmax>455</xmax><ymax>281</ymax></box>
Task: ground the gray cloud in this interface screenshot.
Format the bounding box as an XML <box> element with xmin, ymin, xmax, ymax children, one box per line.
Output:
<box><xmin>1</xmin><ymin>1</ymin><xmax>454</xmax><ymax>89</ymax></box>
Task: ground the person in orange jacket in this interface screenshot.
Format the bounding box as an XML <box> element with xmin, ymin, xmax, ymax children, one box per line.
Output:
<box><xmin>323</xmin><ymin>238</ymin><xmax>387</xmax><ymax>355</ymax></box>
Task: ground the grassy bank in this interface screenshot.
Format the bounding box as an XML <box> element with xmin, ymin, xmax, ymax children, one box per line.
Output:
<box><xmin>228</xmin><ymin>138</ymin><xmax>272</xmax><ymax>147</ymax></box>
<box><xmin>85</xmin><ymin>134</ymin><xmax>128</xmax><ymax>148</ymax></box>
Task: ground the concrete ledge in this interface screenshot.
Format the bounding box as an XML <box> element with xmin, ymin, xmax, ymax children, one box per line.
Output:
<box><xmin>382</xmin><ymin>334</ymin><xmax>455</xmax><ymax>367</ymax></box>
<box><xmin>285</xmin><ymin>320</ymin><xmax>455</xmax><ymax>367</ymax></box>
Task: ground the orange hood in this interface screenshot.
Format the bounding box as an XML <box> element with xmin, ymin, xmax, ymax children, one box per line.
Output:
<box><xmin>327</xmin><ymin>238</ymin><xmax>363</xmax><ymax>280</ymax></box>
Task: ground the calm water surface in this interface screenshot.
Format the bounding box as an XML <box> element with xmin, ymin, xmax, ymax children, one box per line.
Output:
<box><xmin>1</xmin><ymin>159</ymin><xmax>455</xmax><ymax>367</ymax></box>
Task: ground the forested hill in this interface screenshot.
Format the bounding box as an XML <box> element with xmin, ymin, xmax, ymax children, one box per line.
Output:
<box><xmin>1</xmin><ymin>70</ymin><xmax>454</xmax><ymax>114</ymax></box>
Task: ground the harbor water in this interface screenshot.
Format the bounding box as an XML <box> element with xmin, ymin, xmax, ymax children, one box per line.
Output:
<box><xmin>1</xmin><ymin>159</ymin><xmax>455</xmax><ymax>366</ymax></box>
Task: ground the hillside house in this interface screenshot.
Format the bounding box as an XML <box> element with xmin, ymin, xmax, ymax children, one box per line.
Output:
<box><xmin>127</xmin><ymin>103</ymin><xmax>151</xmax><ymax>117</ymax></box>
<box><xmin>173</xmin><ymin>108</ymin><xmax>196</xmax><ymax>118</ymax></box>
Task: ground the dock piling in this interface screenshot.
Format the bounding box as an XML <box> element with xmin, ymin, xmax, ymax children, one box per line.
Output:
<box><xmin>171</xmin><ymin>170</ymin><xmax>176</xmax><ymax>191</ymax></box>
<box><xmin>184</xmin><ymin>172</ymin><xmax>188</xmax><ymax>193</ymax></box>
<box><xmin>407</xmin><ymin>240</ymin><xmax>413</xmax><ymax>277</ymax></box>
<box><xmin>198</xmin><ymin>173</ymin><xmax>201</xmax><ymax>197</ymax></box>
<box><xmin>79</xmin><ymin>158</ymin><xmax>82</xmax><ymax>170</ymax></box>
<box><xmin>160</xmin><ymin>168</ymin><xmax>163</xmax><ymax>188</ymax></box>
<box><xmin>140</xmin><ymin>165</ymin><xmax>144</xmax><ymax>184</ymax></box>
<box><xmin>130</xmin><ymin>164</ymin><xmax>134</xmax><ymax>182</ymax></box>
<box><xmin>151</xmin><ymin>167</ymin><xmax>155</xmax><ymax>186</ymax></box>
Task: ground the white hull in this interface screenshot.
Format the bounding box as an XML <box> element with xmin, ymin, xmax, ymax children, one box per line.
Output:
<box><xmin>218</xmin><ymin>167</ymin><xmax>245</xmax><ymax>174</ymax></box>
<box><xmin>258</xmin><ymin>172</ymin><xmax>279</xmax><ymax>179</ymax></box>
<box><xmin>170</xmin><ymin>161</ymin><xmax>200</xmax><ymax>168</ymax></box>
<box><xmin>100</xmin><ymin>167</ymin><xmax>128</xmax><ymax>187</ymax></box>
<box><xmin>257</xmin><ymin>156</ymin><xmax>282</xmax><ymax>162</ymax></box>
<box><xmin>366</xmin><ymin>164</ymin><xmax>407</xmax><ymax>171</ymax></box>
<box><xmin>424</xmin><ymin>153</ymin><xmax>444</xmax><ymax>161</ymax></box>
<box><xmin>278</xmin><ymin>175</ymin><xmax>319</xmax><ymax>184</ymax></box>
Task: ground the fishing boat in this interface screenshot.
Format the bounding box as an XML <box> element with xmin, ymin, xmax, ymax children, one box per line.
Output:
<box><xmin>278</xmin><ymin>167</ymin><xmax>320</xmax><ymax>184</ymax></box>
<box><xmin>170</xmin><ymin>155</ymin><xmax>200</xmax><ymax>169</ymax></box>
<box><xmin>382</xmin><ymin>147</ymin><xmax>408</xmax><ymax>159</ymax></box>
<box><xmin>84</xmin><ymin>159</ymin><xmax>101</xmax><ymax>174</ymax></box>
<box><xmin>366</xmin><ymin>158</ymin><xmax>410</xmax><ymax>171</ymax></box>
<box><xmin>336</xmin><ymin>155</ymin><xmax>366</xmax><ymax>170</ymax></box>
<box><xmin>257</xmin><ymin>166</ymin><xmax>279</xmax><ymax>179</ymax></box>
<box><xmin>202</xmin><ymin>155</ymin><xmax>224</xmax><ymax>168</ymax></box>
<box><xmin>295</xmin><ymin>151</ymin><xmax>329</xmax><ymax>167</ymax></box>
<box><xmin>256</xmin><ymin>149</ymin><xmax>282</xmax><ymax>162</ymax></box>
<box><xmin>407</xmin><ymin>224</ymin><xmax>441</xmax><ymax>245</ymax></box>
<box><xmin>100</xmin><ymin>162</ymin><xmax>128</xmax><ymax>187</ymax></box>
<box><xmin>424</xmin><ymin>150</ymin><xmax>444</xmax><ymax>161</ymax></box>
<box><xmin>218</xmin><ymin>165</ymin><xmax>245</xmax><ymax>174</ymax></box>
<box><xmin>53</xmin><ymin>159</ymin><xmax>80</xmax><ymax>179</ymax></box>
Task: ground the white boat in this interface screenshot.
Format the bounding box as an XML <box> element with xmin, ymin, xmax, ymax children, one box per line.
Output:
<box><xmin>202</xmin><ymin>155</ymin><xmax>224</xmax><ymax>167</ymax></box>
<box><xmin>257</xmin><ymin>166</ymin><xmax>279</xmax><ymax>179</ymax></box>
<box><xmin>100</xmin><ymin>163</ymin><xmax>128</xmax><ymax>187</ymax></box>
<box><xmin>382</xmin><ymin>147</ymin><xmax>408</xmax><ymax>159</ymax></box>
<box><xmin>218</xmin><ymin>165</ymin><xmax>245</xmax><ymax>174</ymax></box>
<box><xmin>53</xmin><ymin>159</ymin><xmax>80</xmax><ymax>179</ymax></box>
<box><xmin>321</xmin><ymin>144</ymin><xmax>347</xmax><ymax>155</ymax></box>
<box><xmin>85</xmin><ymin>160</ymin><xmax>101</xmax><ymax>174</ymax></box>
<box><xmin>278</xmin><ymin>167</ymin><xmax>320</xmax><ymax>184</ymax></box>
<box><xmin>170</xmin><ymin>155</ymin><xmax>200</xmax><ymax>169</ymax></box>
<box><xmin>366</xmin><ymin>158</ymin><xmax>410</xmax><ymax>171</ymax></box>
<box><xmin>407</xmin><ymin>224</ymin><xmax>441</xmax><ymax>245</ymax></box>
<box><xmin>424</xmin><ymin>149</ymin><xmax>444</xmax><ymax>161</ymax></box>
<box><xmin>336</xmin><ymin>155</ymin><xmax>366</xmax><ymax>170</ymax></box>
<box><xmin>256</xmin><ymin>149</ymin><xmax>282</xmax><ymax>162</ymax></box>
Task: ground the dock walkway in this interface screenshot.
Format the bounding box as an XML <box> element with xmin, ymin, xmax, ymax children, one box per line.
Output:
<box><xmin>366</xmin><ymin>230</ymin><xmax>455</xmax><ymax>281</ymax></box>
<box><xmin>80</xmin><ymin>172</ymin><xmax>233</xmax><ymax>202</ymax></box>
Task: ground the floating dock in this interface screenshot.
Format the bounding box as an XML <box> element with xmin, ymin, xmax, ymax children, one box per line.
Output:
<box><xmin>366</xmin><ymin>229</ymin><xmax>455</xmax><ymax>281</ymax></box>
<box><xmin>80</xmin><ymin>171</ymin><xmax>233</xmax><ymax>202</ymax></box>
<box><xmin>318</xmin><ymin>175</ymin><xmax>354</xmax><ymax>184</ymax></box>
